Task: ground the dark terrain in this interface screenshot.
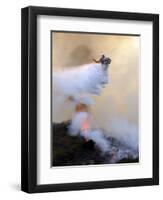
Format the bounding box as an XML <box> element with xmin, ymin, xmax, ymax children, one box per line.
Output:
<box><xmin>52</xmin><ymin>121</ymin><xmax>139</xmax><ymax>167</ymax></box>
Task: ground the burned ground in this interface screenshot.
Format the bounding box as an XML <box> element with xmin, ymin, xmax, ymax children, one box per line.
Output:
<box><xmin>52</xmin><ymin>121</ymin><xmax>139</xmax><ymax>167</ymax></box>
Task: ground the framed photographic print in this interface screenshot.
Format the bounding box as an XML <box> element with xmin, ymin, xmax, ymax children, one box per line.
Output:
<box><xmin>21</xmin><ymin>6</ymin><xmax>159</xmax><ymax>193</ymax></box>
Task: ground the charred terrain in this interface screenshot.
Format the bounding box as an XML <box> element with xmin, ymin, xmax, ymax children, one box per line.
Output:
<box><xmin>52</xmin><ymin>121</ymin><xmax>139</xmax><ymax>167</ymax></box>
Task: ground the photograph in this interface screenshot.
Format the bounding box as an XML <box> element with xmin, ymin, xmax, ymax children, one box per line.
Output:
<box><xmin>51</xmin><ymin>31</ymin><xmax>140</xmax><ymax>167</ymax></box>
<box><xmin>21</xmin><ymin>6</ymin><xmax>159</xmax><ymax>193</ymax></box>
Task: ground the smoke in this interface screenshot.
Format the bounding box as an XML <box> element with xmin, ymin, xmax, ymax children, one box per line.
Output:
<box><xmin>109</xmin><ymin>118</ymin><xmax>138</xmax><ymax>150</ymax></box>
<box><xmin>52</xmin><ymin>32</ymin><xmax>139</xmax><ymax>152</ymax></box>
<box><xmin>68</xmin><ymin>111</ymin><xmax>138</xmax><ymax>157</ymax></box>
<box><xmin>68</xmin><ymin>111</ymin><xmax>109</xmax><ymax>153</ymax></box>
<box><xmin>88</xmin><ymin>129</ymin><xmax>109</xmax><ymax>153</ymax></box>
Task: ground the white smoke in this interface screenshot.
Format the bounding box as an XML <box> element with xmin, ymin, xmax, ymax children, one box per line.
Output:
<box><xmin>68</xmin><ymin>111</ymin><xmax>109</xmax><ymax>153</ymax></box>
<box><xmin>88</xmin><ymin>129</ymin><xmax>110</xmax><ymax>153</ymax></box>
<box><xmin>68</xmin><ymin>112</ymin><xmax>88</xmax><ymax>137</ymax></box>
<box><xmin>52</xmin><ymin>59</ymin><xmax>139</xmax><ymax>154</ymax></box>
<box><xmin>53</xmin><ymin>61</ymin><xmax>112</xmax><ymax>153</ymax></box>
<box><xmin>109</xmin><ymin>118</ymin><xmax>138</xmax><ymax>150</ymax></box>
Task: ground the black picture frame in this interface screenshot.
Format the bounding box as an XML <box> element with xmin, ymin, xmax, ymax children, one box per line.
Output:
<box><xmin>21</xmin><ymin>6</ymin><xmax>159</xmax><ymax>193</ymax></box>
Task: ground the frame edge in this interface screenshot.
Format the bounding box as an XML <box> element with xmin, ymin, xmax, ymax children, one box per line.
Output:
<box><xmin>21</xmin><ymin>7</ymin><xmax>30</xmax><ymax>193</ymax></box>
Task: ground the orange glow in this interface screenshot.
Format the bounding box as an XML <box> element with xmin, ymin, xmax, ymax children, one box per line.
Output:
<box><xmin>75</xmin><ymin>103</ymin><xmax>90</xmax><ymax>141</ymax></box>
<box><xmin>81</xmin><ymin>117</ymin><xmax>90</xmax><ymax>132</ymax></box>
<box><xmin>75</xmin><ymin>103</ymin><xmax>88</xmax><ymax>112</ymax></box>
<box><xmin>81</xmin><ymin>116</ymin><xmax>90</xmax><ymax>141</ymax></box>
